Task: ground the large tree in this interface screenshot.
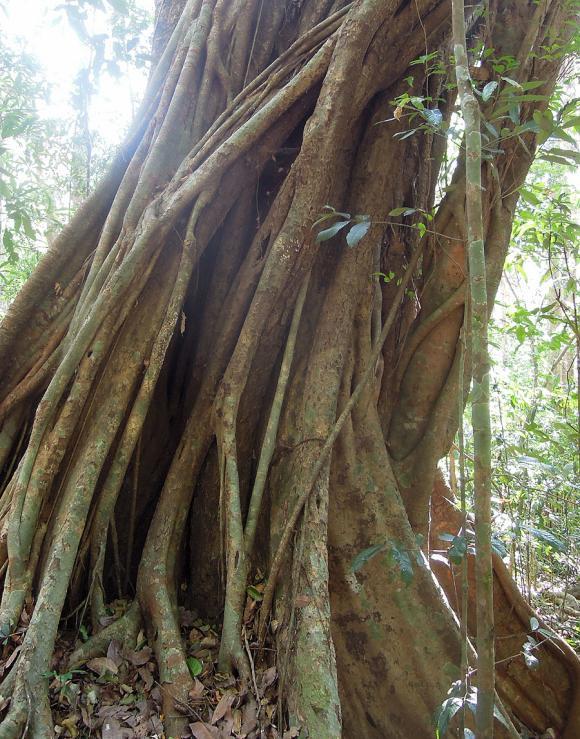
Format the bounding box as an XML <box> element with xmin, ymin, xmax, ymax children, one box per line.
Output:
<box><xmin>0</xmin><ymin>0</ymin><xmax>578</xmax><ymax>737</ymax></box>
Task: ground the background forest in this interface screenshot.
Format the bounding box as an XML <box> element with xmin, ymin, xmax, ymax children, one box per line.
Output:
<box><xmin>0</xmin><ymin>0</ymin><xmax>578</xmax><ymax>736</ymax></box>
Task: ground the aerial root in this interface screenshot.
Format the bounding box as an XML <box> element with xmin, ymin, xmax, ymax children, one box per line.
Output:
<box><xmin>0</xmin><ymin>645</ymin><xmax>52</xmax><ymax>739</ymax></box>
<box><xmin>139</xmin><ymin>573</ymin><xmax>194</xmax><ymax>739</ymax></box>
<box><xmin>68</xmin><ymin>600</ymin><xmax>142</xmax><ymax>670</ymax></box>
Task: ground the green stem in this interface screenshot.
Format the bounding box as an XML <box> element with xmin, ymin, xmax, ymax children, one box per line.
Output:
<box><xmin>451</xmin><ymin>1</ymin><xmax>494</xmax><ymax>736</ymax></box>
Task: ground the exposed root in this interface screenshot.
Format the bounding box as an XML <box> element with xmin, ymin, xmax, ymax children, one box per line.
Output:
<box><xmin>0</xmin><ymin>1</ymin><xmax>575</xmax><ymax>736</ymax></box>
<box><xmin>68</xmin><ymin>601</ymin><xmax>142</xmax><ymax>669</ymax></box>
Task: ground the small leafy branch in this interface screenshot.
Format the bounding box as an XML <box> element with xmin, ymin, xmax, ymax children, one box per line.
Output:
<box><xmin>313</xmin><ymin>206</ymin><xmax>372</xmax><ymax>248</ymax></box>
<box><xmin>313</xmin><ymin>204</ymin><xmax>439</xmax><ymax>250</ymax></box>
<box><xmin>351</xmin><ymin>535</ymin><xmax>426</xmax><ymax>585</ymax></box>
<box><xmin>382</xmin><ymin>45</ymin><xmax>580</xmax><ymax>172</ymax></box>
<box><xmin>435</xmin><ymin>683</ymin><xmax>511</xmax><ymax>739</ymax></box>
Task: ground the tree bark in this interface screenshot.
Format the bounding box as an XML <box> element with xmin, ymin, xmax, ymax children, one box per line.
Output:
<box><xmin>0</xmin><ymin>1</ymin><xmax>578</xmax><ymax>737</ymax></box>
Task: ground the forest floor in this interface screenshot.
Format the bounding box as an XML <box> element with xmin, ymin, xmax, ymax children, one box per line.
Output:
<box><xmin>0</xmin><ymin>582</ymin><xmax>577</xmax><ymax>738</ymax></box>
<box><xmin>0</xmin><ymin>588</ymin><xmax>285</xmax><ymax>739</ymax></box>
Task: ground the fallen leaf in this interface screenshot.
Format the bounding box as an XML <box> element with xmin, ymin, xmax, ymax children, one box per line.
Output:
<box><xmin>260</xmin><ymin>666</ymin><xmax>277</xmax><ymax>695</ymax></box>
<box><xmin>87</xmin><ymin>657</ymin><xmax>118</xmax><ymax>675</ymax></box>
<box><xmin>60</xmin><ymin>716</ymin><xmax>79</xmax><ymax>738</ymax></box>
<box><xmin>240</xmin><ymin>701</ymin><xmax>258</xmax><ymax>736</ymax></box>
<box><xmin>189</xmin><ymin>678</ymin><xmax>205</xmax><ymax>701</ymax></box>
<box><xmin>107</xmin><ymin>640</ymin><xmax>123</xmax><ymax>667</ymax></box>
<box><xmin>125</xmin><ymin>647</ymin><xmax>152</xmax><ymax>666</ymax></box>
<box><xmin>211</xmin><ymin>693</ymin><xmax>235</xmax><ymax>724</ymax></box>
<box><xmin>189</xmin><ymin>721</ymin><xmax>219</xmax><ymax>738</ymax></box>
<box><xmin>137</xmin><ymin>667</ymin><xmax>153</xmax><ymax>691</ymax></box>
<box><xmin>4</xmin><ymin>644</ymin><xmax>22</xmax><ymax>670</ymax></box>
<box><xmin>101</xmin><ymin>717</ymin><xmax>123</xmax><ymax>739</ymax></box>
<box><xmin>232</xmin><ymin>708</ymin><xmax>242</xmax><ymax>734</ymax></box>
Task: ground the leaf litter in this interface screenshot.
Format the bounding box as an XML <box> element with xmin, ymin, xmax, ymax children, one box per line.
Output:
<box><xmin>0</xmin><ymin>582</ymin><xmax>302</xmax><ymax>738</ymax></box>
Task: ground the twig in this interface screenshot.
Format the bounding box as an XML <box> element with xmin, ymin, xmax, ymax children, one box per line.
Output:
<box><xmin>244</xmin><ymin>632</ymin><xmax>261</xmax><ymax>717</ymax></box>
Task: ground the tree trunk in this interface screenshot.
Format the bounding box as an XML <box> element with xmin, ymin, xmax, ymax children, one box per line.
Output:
<box><xmin>0</xmin><ymin>1</ymin><xmax>578</xmax><ymax>737</ymax></box>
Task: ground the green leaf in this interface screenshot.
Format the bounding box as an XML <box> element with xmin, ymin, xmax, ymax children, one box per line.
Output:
<box><xmin>530</xmin><ymin>616</ymin><xmax>539</xmax><ymax>632</ymax></box>
<box><xmin>520</xmin><ymin>80</ymin><xmax>546</xmax><ymax>91</ymax></box>
<box><xmin>186</xmin><ymin>657</ymin><xmax>203</xmax><ymax>678</ymax></box>
<box><xmin>523</xmin><ymin>650</ymin><xmax>539</xmax><ymax>670</ymax></box>
<box><xmin>410</xmin><ymin>51</ymin><xmax>440</xmax><ymax>67</ymax></box>
<box><xmin>544</xmin><ymin>147</ymin><xmax>580</xmax><ymax>164</ymax></box>
<box><xmin>508</xmin><ymin>103</ymin><xmax>520</xmax><ymax>124</ymax></box>
<box><xmin>393</xmin><ymin>128</ymin><xmax>418</xmax><ymax>140</ymax></box>
<box><xmin>346</xmin><ymin>219</ymin><xmax>371</xmax><ymax>248</ymax></box>
<box><xmin>523</xmin><ymin>525</ymin><xmax>567</xmax><ymax>552</ymax></box>
<box><xmin>438</xmin><ymin>532</ymin><xmax>456</xmax><ymax>543</ymax></box>
<box><xmin>424</xmin><ymin>108</ymin><xmax>443</xmax><ymax>127</ymax></box>
<box><xmin>481</xmin><ymin>81</ymin><xmax>498</xmax><ymax>102</ymax></box>
<box><xmin>435</xmin><ymin>696</ymin><xmax>463</xmax><ymax>738</ymax></box>
<box><xmin>22</xmin><ymin>214</ymin><xmax>35</xmax><ymax>240</ymax></box>
<box><xmin>550</xmin><ymin>126</ymin><xmax>577</xmax><ymax>146</ymax></box>
<box><xmin>2</xmin><ymin>230</ymin><xmax>15</xmax><ymax>260</ymax></box>
<box><xmin>448</xmin><ymin>535</ymin><xmax>467</xmax><ymax>565</ymax></box>
<box><xmin>351</xmin><ymin>543</ymin><xmax>386</xmax><ymax>573</ymax></box>
<box><xmin>491</xmin><ymin>535</ymin><xmax>508</xmax><ymax>558</ymax></box>
<box><xmin>246</xmin><ymin>585</ymin><xmax>263</xmax><ymax>602</ymax></box>
<box><xmin>501</xmin><ymin>76</ymin><xmax>522</xmax><ymax>89</ymax></box>
<box><xmin>315</xmin><ymin>220</ymin><xmax>350</xmax><ymax>243</ymax></box>
<box><xmin>391</xmin><ymin>543</ymin><xmax>413</xmax><ymax>584</ymax></box>
<box><xmin>312</xmin><ymin>205</ymin><xmax>351</xmax><ymax>228</ymax></box>
<box><xmin>518</xmin><ymin>188</ymin><xmax>541</xmax><ymax>206</ymax></box>
<box><xmin>483</xmin><ymin>120</ymin><xmax>499</xmax><ymax>140</ymax></box>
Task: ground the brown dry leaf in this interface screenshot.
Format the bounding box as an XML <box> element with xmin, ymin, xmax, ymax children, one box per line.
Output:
<box><xmin>394</xmin><ymin>105</ymin><xmax>404</xmax><ymax>121</ymax></box>
<box><xmin>132</xmin><ymin>722</ymin><xmax>151</xmax><ymax>738</ymax></box>
<box><xmin>259</xmin><ymin>666</ymin><xmax>277</xmax><ymax>695</ymax></box>
<box><xmin>200</xmin><ymin>635</ymin><xmax>218</xmax><ymax>648</ymax></box>
<box><xmin>240</xmin><ymin>701</ymin><xmax>258</xmax><ymax>736</ymax></box>
<box><xmin>190</xmin><ymin>721</ymin><xmax>219</xmax><ymax>738</ymax></box>
<box><xmin>211</xmin><ymin>693</ymin><xmax>235</xmax><ymax>725</ymax></box>
<box><xmin>125</xmin><ymin>646</ymin><xmax>152</xmax><ymax>666</ymax></box>
<box><xmin>137</xmin><ymin>666</ymin><xmax>154</xmax><ymax>692</ymax></box>
<box><xmin>107</xmin><ymin>640</ymin><xmax>124</xmax><ymax>667</ymax></box>
<box><xmin>232</xmin><ymin>708</ymin><xmax>242</xmax><ymax>734</ymax></box>
<box><xmin>101</xmin><ymin>717</ymin><xmax>124</xmax><ymax>739</ymax></box>
<box><xmin>80</xmin><ymin>704</ymin><xmax>92</xmax><ymax>728</ymax></box>
<box><xmin>87</xmin><ymin>657</ymin><xmax>118</xmax><ymax>675</ymax></box>
<box><xmin>149</xmin><ymin>715</ymin><xmax>163</xmax><ymax>734</ymax></box>
<box><xmin>189</xmin><ymin>678</ymin><xmax>205</xmax><ymax>702</ymax></box>
<box><xmin>4</xmin><ymin>644</ymin><xmax>22</xmax><ymax>670</ymax></box>
<box><xmin>189</xmin><ymin>627</ymin><xmax>204</xmax><ymax>643</ymax></box>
